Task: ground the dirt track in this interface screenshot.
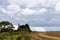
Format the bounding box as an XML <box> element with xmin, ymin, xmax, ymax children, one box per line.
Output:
<box><xmin>30</xmin><ymin>32</ymin><xmax>60</xmax><ymax>40</ymax></box>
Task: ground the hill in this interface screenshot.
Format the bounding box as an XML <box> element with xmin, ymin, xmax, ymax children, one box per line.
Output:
<box><xmin>0</xmin><ymin>32</ymin><xmax>60</xmax><ymax>40</ymax></box>
<box><xmin>0</xmin><ymin>21</ymin><xmax>60</xmax><ymax>40</ymax></box>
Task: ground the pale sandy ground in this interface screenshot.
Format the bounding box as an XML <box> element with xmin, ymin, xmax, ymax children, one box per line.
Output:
<box><xmin>29</xmin><ymin>32</ymin><xmax>60</xmax><ymax>40</ymax></box>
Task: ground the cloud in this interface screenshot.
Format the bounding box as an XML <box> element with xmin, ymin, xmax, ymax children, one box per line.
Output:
<box><xmin>55</xmin><ymin>2</ymin><xmax>60</xmax><ymax>13</ymax></box>
<box><xmin>0</xmin><ymin>0</ymin><xmax>60</xmax><ymax>26</ymax></box>
<box><xmin>38</xmin><ymin>8</ymin><xmax>47</xmax><ymax>14</ymax></box>
<box><xmin>7</xmin><ymin>0</ymin><xmax>54</xmax><ymax>9</ymax></box>
<box><xmin>0</xmin><ymin>4</ymin><xmax>21</xmax><ymax>17</ymax></box>
<box><xmin>47</xmin><ymin>18</ymin><xmax>60</xmax><ymax>26</ymax></box>
<box><xmin>21</xmin><ymin>8</ymin><xmax>36</xmax><ymax>15</ymax></box>
<box><xmin>30</xmin><ymin>27</ymin><xmax>46</xmax><ymax>32</ymax></box>
<box><xmin>7</xmin><ymin>4</ymin><xmax>21</xmax><ymax>16</ymax></box>
<box><xmin>7</xmin><ymin>0</ymin><xmax>58</xmax><ymax>8</ymax></box>
<box><xmin>0</xmin><ymin>6</ymin><xmax>6</xmax><ymax>13</ymax></box>
<box><xmin>26</xmin><ymin>0</ymin><xmax>48</xmax><ymax>8</ymax></box>
<box><xmin>7</xmin><ymin>4</ymin><xmax>20</xmax><ymax>12</ymax></box>
<box><xmin>21</xmin><ymin>8</ymin><xmax>48</xmax><ymax>15</ymax></box>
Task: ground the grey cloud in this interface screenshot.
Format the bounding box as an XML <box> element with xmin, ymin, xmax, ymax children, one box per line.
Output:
<box><xmin>0</xmin><ymin>0</ymin><xmax>60</xmax><ymax>26</ymax></box>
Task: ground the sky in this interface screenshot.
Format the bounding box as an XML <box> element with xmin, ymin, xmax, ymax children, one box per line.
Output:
<box><xmin>0</xmin><ymin>0</ymin><xmax>60</xmax><ymax>26</ymax></box>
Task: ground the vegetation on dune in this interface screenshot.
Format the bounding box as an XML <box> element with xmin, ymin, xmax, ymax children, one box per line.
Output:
<box><xmin>0</xmin><ymin>21</ymin><xmax>14</xmax><ymax>32</ymax></box>
<box><xmin>0</xmin><ymin>21</ymin><xmax>60</xmax><ymax>40</ymax></box>
<box><xmin>0</xmin><ymin>21</ymin><xmax>31</xmax><ymax>40</ymax></box>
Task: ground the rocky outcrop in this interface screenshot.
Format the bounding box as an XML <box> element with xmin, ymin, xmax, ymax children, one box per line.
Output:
<box><xmin>17</xmin><ymin>24</ymin><xmax>31</xmax><ymax>32</ymax></box>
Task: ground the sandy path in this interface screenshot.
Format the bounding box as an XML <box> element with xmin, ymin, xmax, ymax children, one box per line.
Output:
<box><xmin>38</xmin><ymin>33</ymin><xmax>60</xmax><ymax>40</ymax></box>
<box><xmin>30</xmin><ymin>33</ymin><xmax>60</xmax><ymax>40</ymax></box>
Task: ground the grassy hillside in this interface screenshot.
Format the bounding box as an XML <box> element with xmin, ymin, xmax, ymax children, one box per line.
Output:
<box><xmin>0</xmin><ymin>32</ymin><xmax>60</xmax><ymax>40</ymax></box>
<box><xmin>0</xmin><ymin>31</ymin><xmax>31</xmax><ymax>40</ymax></box>
<box><xmin>0</xmin><ymin>21</ymin><xmax>60</xmax><ymax>40</ymax></box>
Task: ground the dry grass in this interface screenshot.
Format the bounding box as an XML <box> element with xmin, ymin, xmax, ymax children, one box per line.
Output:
<box><xmin>0</xmin><ymin>32</ymin><xmax>60</xmax><ymax>40</ymax></box>
<box><xmin>29</xmin><ymin>32</ymin><xmax>60</xmax><ymax>40</ymax></box>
